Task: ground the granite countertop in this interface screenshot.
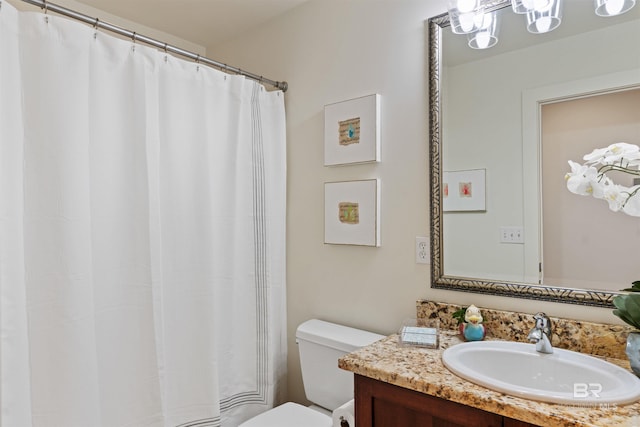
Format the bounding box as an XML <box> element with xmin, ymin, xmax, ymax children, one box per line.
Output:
<box><xmin>338</xmin><ymin>331</ymin><xmax>640</xmax><ymax>427</ymax></box>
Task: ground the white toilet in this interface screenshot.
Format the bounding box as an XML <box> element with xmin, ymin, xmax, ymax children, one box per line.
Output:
<box><xmin>239</xmin><ymin>319</ymin><xmax>383</xmax><ymax>427</ymax></box>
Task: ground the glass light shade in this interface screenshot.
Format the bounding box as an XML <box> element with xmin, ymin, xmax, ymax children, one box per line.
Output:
<box><xmin>594</xmin><ymin>0</ymin><xmax>636</xmax><ymax>16</ymax></box>
<box><xmin>467</xmin><ymin>11</ymin><xmax>499</xmax><ymax>49</ymax></box>
<box><xmin>511</xmin><ymin>0</ymin><xmax>552</xmax><ymax>14</ymax></box>
<box><xmin>448</xmin><ymin>0</ymin><xmax>481</xmax><ymax>34</ymax></box>
<box><xmin>453</xmin><ymin>0</ymin><xmax>479</xmax><ymax>13</ymax></box>
<box><xmin>448</xmin><ymin>8</ymin><xmax>481</xmax><ymax>34</ymax></box>
<box><xmin>449</xmin><ymin>11</ymin><xmax>480</xmax><ymax>34</ymax></box>
<box><xmin>526</xmin><ymin>0</ymin><xmax>562</xmax><ymax>33</ymax></box>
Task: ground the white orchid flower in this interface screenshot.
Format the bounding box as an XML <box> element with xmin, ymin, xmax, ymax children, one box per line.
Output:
<box><xmin>624</xmin><ymin>152</ymin><xmax>640</xmax><ymax>168</ymax></box>
<box><xmin>589</xmin><ymin>178</ymin><xmax>610</xmax><ymax>200</ymax></box>
<box><xmin>584</xmin><ymin>143</ymin><xmax>640</xmax><ymax>166</ymax></box>
<box><xmin>565</xmin><ymin>161</ymin><xmax>599</xmax><ymax>196</ymax></box>
<box><xmin>622</xmin><ymin>186</ymin><xmax>640</xmax><ymax>217</ymax></box>
<box><xmin>583</xmin><ymin>147</ymin><xmax>610</xmax><ymax>164</ymax></box>
<box><xmin>567</xmin><ymin>144</ymin><xmax>640</xmax><ymax>218</ymax></box>
<box><xmin>602</xmin><ymin>184</ymin><xmax>628</xmax><ymax>212</ymax></box>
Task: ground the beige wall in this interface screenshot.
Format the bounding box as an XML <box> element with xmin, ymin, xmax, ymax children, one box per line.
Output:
<box><xmin>211</xmin><ymin>0</ymin><xmax>628</xmax><ymax>405</ymax></box>
<box><xmin>6</xmin><ymin>0</ymin><xmax>206</xmax><ymax>55</ymax></box>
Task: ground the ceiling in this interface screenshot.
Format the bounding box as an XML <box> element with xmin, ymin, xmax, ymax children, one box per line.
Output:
<box><xmin>41</xmin><ymin>0</ymin><xmax>309</xmax><ymax>48</ymax></box>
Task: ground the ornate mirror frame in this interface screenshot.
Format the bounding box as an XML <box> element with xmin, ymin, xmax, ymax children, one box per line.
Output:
<box><xmin>427</xmin><ymin>4</ymin><xmax>621</xmax><ymax>308</ymax></box>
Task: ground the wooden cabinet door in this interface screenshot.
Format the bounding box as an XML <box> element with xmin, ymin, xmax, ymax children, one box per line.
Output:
<box><xmin>354</xmin><ymin>374</ymin><xmax>503</xmax><ymax>427</ymax></box>
<box><xmin>503</xmin><ymin>418</ymin><xmax>539</xmax><ymax>427</ymax></box>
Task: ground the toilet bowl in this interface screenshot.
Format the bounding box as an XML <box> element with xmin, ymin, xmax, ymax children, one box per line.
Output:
<box><xmin>239</xmin><ymin>402</ymin><xmax>332</xmax><ymax>427</ymax></box>
<box><xmin>238</xmin><ymin>319</ymin><xmax>383</xmax><ymax>427</ymax></box>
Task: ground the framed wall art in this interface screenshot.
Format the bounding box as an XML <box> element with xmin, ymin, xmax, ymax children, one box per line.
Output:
<box><xmin>324</xmin><ymin>179</ymin><xmax>380</xmax><ymax>246</ymax></box>
<box><xmin>443</xmin><ymin>169</ymin><xmax>486</xmax><ymax>212</ymax></box>
<box><xmin>324</xmin><ymin>94</ymin><xmax>380</xmax><ymax>166</ymax></box>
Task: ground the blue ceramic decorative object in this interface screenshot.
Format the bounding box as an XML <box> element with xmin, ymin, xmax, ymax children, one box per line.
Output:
<box><xmin>463</xmin><ymin>322</ymin><xmax>486</xmax><ymax>341</ymax></box>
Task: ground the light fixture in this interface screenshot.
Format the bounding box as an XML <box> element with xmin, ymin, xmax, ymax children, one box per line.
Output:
<box><xmin>595</xmin><ymin>0</ymin><xmax>636</xmax><ymax>16</ymax></box>
<box><xmin>447</xmin><ymin>0</ymin><xmax>637</xmax><ymax>49</ymax></box>
<box><xmin>526</xmin><ymin>0</ymin><xmax>562</xmax><ymax>33</ymax></box>
<box><xmin>448</xmin><ymin>0</ymin><xmax>481</xmax><ymax>34</ymax></box>
<box><xmin>467</xmin><ymin>11</ymin><xmax>500</xmax><ymax>49</ymax></box>
<box><xmin>511</xmin><ymin>0</ymin><xmax>551</xmax><ymax>14</ymax></box>
<box><xmin>449</xmin><ymin>8</ymin><xmax>480</xmax><ymax>34</ymax></box>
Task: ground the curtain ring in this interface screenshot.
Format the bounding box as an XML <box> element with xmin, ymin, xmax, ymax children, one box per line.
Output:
<box><xmin>93</xmin><ymin>17</ymin><xmax>99</xmax><ymax>29</ymax></box>
<box><xmin>132</xmin><ymin>32</ymin><xmax>137</xmax><ymax>43</ymax></box>
<box><xmin>42</xmin><ymin>0</ymin><xmax>49</xmax><ymax>23</ymax></box>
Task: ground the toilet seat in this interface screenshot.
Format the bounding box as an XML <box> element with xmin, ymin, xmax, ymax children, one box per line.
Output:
<box><xmin>238</xmin><ymin>402</ymin><xmax>332</xmax><ymax>427</ymax></box>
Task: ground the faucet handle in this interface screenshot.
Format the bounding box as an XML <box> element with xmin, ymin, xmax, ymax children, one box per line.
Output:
<box><xmin>533</xmin><ymin>312</ymin><xmax>552</xmax><ymax>338</ymax></box>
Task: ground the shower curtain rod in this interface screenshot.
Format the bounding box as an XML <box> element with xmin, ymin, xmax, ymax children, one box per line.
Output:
<box><xmin>15</xmin><ymin>0</ymin><xmax>289</xmax><ymax>92</ymax></box>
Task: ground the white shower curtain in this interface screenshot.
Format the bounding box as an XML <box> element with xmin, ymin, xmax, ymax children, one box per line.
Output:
<box><xmin>0</xmin><ymin>3</ymin><xmax>287</xmax><ymax>426</ymax></box>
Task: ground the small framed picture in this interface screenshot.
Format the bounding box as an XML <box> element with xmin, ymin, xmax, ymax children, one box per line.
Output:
<box><xmin>443</xmin><ymin>169</ymin><xmax>486</xmax><ymax>212</ymax></box>
<box><xmin>324</xmin><ymin>179</ymin><xmax>380</xmax><ymax>246</ymax></box>
<box><xmin>324</xmin><ymin>94</ymin><xmax>380</xmax><ymax>166</ymax></box>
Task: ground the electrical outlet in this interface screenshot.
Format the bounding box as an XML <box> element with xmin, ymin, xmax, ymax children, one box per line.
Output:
<box><xmin>415</xmin><ymin>236</ymin><xmax>430</xmax><ymax>264</ymax></box>
<box><xmin>499</xmin><ymin>226</ymin><xmax>524</xmax><ymax>244</ymax></box>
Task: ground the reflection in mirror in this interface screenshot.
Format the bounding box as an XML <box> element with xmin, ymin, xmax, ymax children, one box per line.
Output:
<box><xmin>428</xmin><ymin>1</ymin><xmax>640</xmax><ymax>307</ymax></box>
<box><xmin>542</xmin><ymin>89</ymin><xmax>640</xmax><ymax>291</ymax></box>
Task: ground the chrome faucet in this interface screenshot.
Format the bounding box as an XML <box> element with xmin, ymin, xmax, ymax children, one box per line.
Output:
<box><xmin>527</xmin><ymin>312</ymin><xmax>553</xmax><ymax>354</ymax></box>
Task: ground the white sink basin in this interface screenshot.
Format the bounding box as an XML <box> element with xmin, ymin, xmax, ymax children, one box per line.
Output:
<box><xmin>442</xmin><ymin>341</ymin><xmax>640</xmax><ymax>405</ymax></box>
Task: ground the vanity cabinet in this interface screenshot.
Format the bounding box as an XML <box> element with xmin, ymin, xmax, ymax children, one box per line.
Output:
<box><xmin>354</xmin><ymin>374</ymin><xmax>539</xmax><ymax>427</ymax></box>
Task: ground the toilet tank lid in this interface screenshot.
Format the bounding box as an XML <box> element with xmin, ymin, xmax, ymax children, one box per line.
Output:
<box><xmin>296</xmin><ymin>319</ymin><xmax>384</xmax><ymax>352</ymax></box>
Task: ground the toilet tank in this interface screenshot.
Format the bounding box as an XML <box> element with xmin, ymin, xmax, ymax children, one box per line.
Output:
<box><xmin>296</xmin><ymin>319</ymin><xmax>384</xmax><ymax>411</ymax></box>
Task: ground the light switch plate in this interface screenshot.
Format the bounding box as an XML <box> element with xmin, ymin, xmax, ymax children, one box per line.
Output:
<box><xmin>499</xmin><ymin>226</ymin><xmax>524</xmax><ymax>244</ymax></box>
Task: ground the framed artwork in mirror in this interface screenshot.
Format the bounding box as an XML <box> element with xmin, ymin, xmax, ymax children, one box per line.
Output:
<box><xmin>443</xmin><ymin>169</ymin><xmax>486</xmax><ymax>212</ymax></box>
